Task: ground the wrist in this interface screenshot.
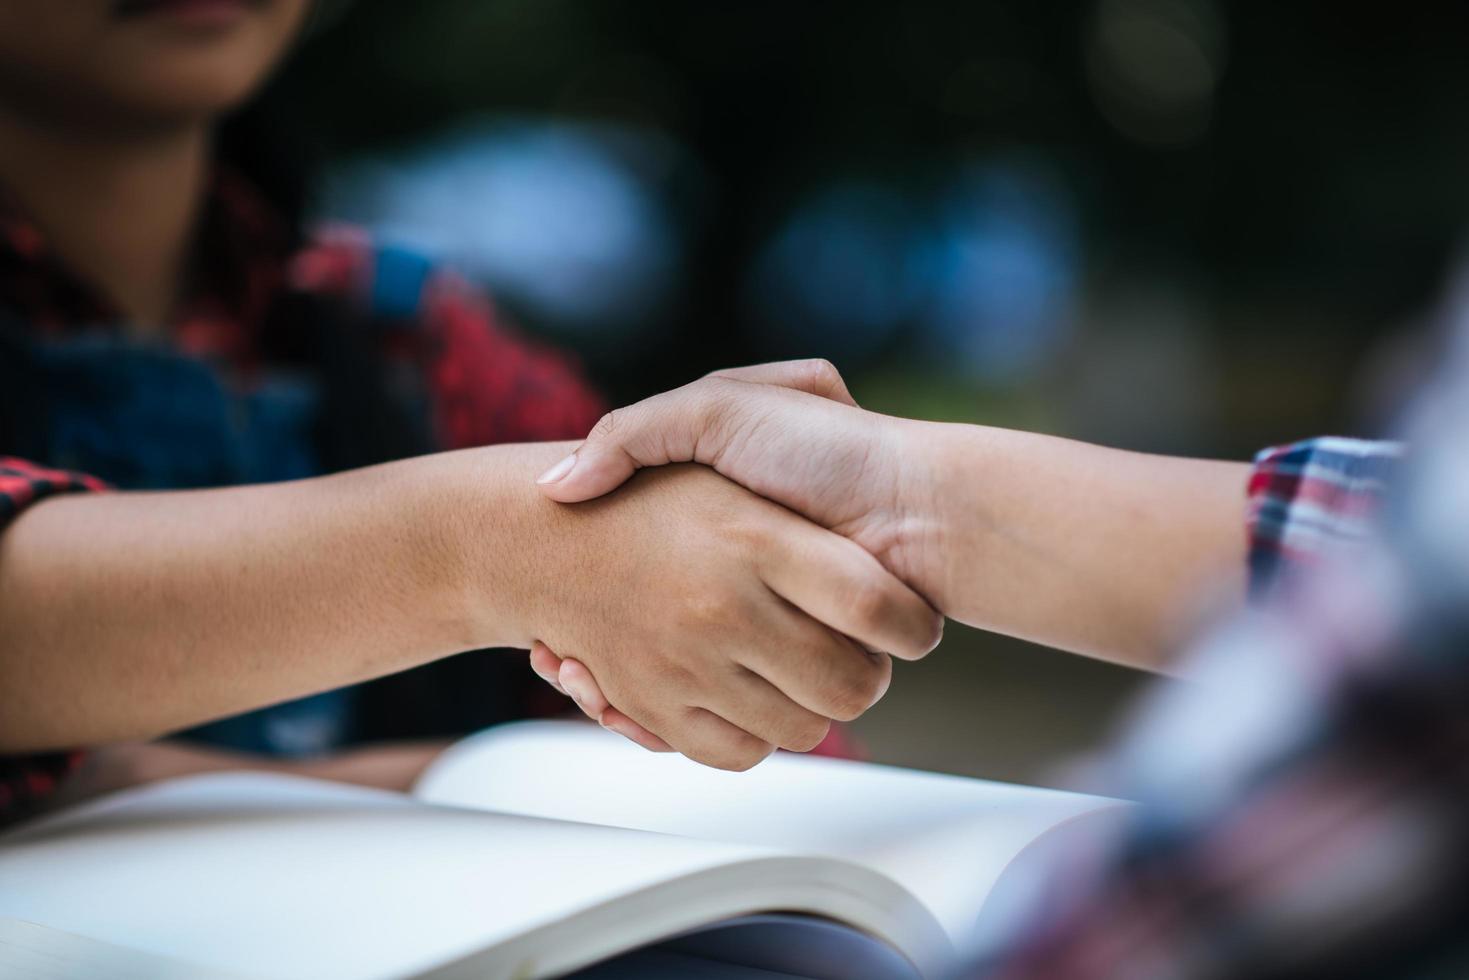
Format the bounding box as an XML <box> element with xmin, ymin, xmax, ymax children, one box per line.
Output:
<box><xmin>881</xmin><ymin>417</ymin><xmax>966</xmax><ymax>615</ymax></box>
<box><xmin>891</xmin><ymin>419</ymin><xmax>1043</xmax><ymax>623</ymax></box>
<box><xmin>914</xmin><ymin>421</ymin><xmax>1057</xmax><ymax>627</ymax></box>
<box><xmin>405</xmin><ymin>443</ymin><xmax>578</xmax><ymax>653</ymax></box>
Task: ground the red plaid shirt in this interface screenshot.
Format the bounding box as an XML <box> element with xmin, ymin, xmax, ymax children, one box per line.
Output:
<box><xmin>0</xmin><ymin>172</ymin><xmax>605</xmax><ymax>818</ymax></box>
<box><xmin>971</xmin><ymin>435</ymin><xmax>1443</xmax><ymax>979</ymax></box>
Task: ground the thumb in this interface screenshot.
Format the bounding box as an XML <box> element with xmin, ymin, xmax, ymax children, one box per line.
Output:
<box><xmin>540</xmin><ymin>359</ymin><xmax>857</xmax><ymax>502</ymax></box>
<box><xmin>536</xmin><ymin>359</ymin><xmax>856</xmax><ymax>504</ymax></box>
<box><xmin>705</xmin><ymin>358</ymin><xmax>858</xmax><ymax>407</ymax></box>
<box><xmin>535</xmin><ymin>394</ymin><xmax>694</xmax><ymax>503</ymax></box>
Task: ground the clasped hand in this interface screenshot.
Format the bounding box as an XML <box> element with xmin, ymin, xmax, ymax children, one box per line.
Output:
<box><xmin>527</xmin><ymin>361</ymin><xmax>942</xmax><ymax>766</ymax></box>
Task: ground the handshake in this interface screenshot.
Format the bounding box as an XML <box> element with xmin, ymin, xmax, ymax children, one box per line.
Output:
<box><xmin>517</xmin><ymin>360</ymin><xmax>950</xmax><ymax>771</ymax></box>
<box><xmin>506</xmin><ymin>357</ymin><xmax>1248</xmax><ymax>770</ymax></box>
<box><xmin>0</xmin><ymin>361</ymin><xmax>1240</xmax><ymax>766</ymax></box>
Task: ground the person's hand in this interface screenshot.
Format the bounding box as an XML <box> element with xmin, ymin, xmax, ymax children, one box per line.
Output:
<box><xmin>531</xmin><ymin>357</ymin><xmax>1256</xmax><ymax>688</ymax></box>
<box><xmin>528</xmin><ymin>361</ymin><xmax>952</xmax><ymax>744</ymax></box>
<box><xmin>533</xmin><ymin>360</ymin><xmax>939</xmax><ymax>597</ymax></box>
<box><xmin>530</xmin><ymin>641</ymin><xmax>672</xmax><ymax>752</ymax></box>
<box><xmin>484</xmin><ymin>462</ymin><xmax>941</xmax><ymax>770</ymax></box>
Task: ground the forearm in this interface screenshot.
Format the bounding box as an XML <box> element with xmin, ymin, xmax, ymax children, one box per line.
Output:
<box><xmin>35</xmin><ymin>739</ymin><xmax>455</xmax><ymax>815</ymax></box>
<box><xmin>0</xmin><ymin>443</ymin><xmax>573</xmax><ymax>752</ymax></box>
<box><xmin>911</xmin><ymin>421</ymin><xmax>1249</xmax><ymax>670</ymax></box>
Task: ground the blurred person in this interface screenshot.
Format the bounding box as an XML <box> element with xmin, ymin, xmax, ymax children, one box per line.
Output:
<box><xmin>0</xmin><ymin>0</ymin><xmax>944</xmax><ymax>822</ymax></box>
<box><xmin>526</xmin><ymin>348</ymin><xmax>1469</xmax><ymax>976</ymax></box>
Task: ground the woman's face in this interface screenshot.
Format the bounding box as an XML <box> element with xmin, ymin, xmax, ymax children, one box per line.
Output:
<box><xmin>0</xmin><ymin>0</ymin><xmax>312</xmax><ymax>130</ymax></box>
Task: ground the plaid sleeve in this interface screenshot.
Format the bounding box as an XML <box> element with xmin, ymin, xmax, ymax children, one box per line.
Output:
<box><xmin>971</xmin><ymin>544</ymin><xmax>1469</xmax><ymax>979</ymax></box>
<box><xmin>0</xmin><ymin>456</ymin><xmax>108</xmax><ymax>524</ymax></box>
<box><xmin>0</xmin><ymin>457</ymin><xmax>106</xmax><ymax>821</ymax></box>
<box><xmin>290</xmin><ymin>230</ymin><xmax>606</xmax><ymax>450</ymax></box>
<box><xmin>418</xmin><ymin>269</ymin><xmax>606</xmax><ymax>449</ymax></box>
<box><xmin>1245</xmin><ymin>437</ymin><xmax>1402</xmax><ymax>598</ymax></box>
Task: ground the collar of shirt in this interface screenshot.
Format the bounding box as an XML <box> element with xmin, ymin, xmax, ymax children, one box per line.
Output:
<box><xmin>0</xmin><ymin>167</ymin><xmax>293</xmax><ymax>371</ymax></box>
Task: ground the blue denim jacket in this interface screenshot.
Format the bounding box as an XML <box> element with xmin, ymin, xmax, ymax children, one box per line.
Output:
<box><xmin>30</xmin><ymin>330</ymin><xmax>348</xmax><ymax>756</ymax></box>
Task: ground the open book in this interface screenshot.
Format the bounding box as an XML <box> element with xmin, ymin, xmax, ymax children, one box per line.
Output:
<box><xmin>0</xmin><ymin>721</ymin><xmax>1129</xmax><ymax>979</ymax></box>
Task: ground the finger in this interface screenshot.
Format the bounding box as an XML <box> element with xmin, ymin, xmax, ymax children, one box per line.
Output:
<box><xmin>558</xmin><ymin>658</ymin><xmax>612</xmax><ymax>719</ymax></box>
<box><xmin>534</xmin><ymin>393</ymin><xmax>693</xmax><ymax>503</ymax></box>
<box><xmin>528</xmin><ymin>642</ymin><xmax>568</xmax><ymax>696</ymax></box>
<box><xmin>757</xmin><ymin>519</ymin><xmax>944</xmax><ymax>662</ymax></box>
<box><xmin>739</xmin><ymin>606</ymin><xmax>895</xmax><ymax>722</ymax></box>
<box><xmin>706</xmin><ymin>358</ymin><xmax>858</xmax><ymax>407</ymax></box>
<box><xmin>555</xmin><ymin>658</ymin><xmax>668</xmax><ymax>747</ymax></box>
<box><xmin>646</xmin><ymin>706</ymin><xmax>776</xmax><ymax>772</ymax></box>
<box><xmin>536</xmin><ymin>360</ymin><xmax>856</xmax><ymax>505</ymax></box>
<box><xmin>695</xmin><ymin>665</ymin><xmax>833</xmax><ymax>753</ymax></box>
<box><xmin>599</xmin><ymin>708</ymin><xmax>674</xmax><ymax>752</ymax></box>
<box><xmin>547</xmin><ymin>653</ymin><xmax>671</xmax><ymax>749</ymax></box>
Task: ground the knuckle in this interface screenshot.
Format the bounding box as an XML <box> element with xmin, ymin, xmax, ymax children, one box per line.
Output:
<box><xmin>920</xmin><ymin>612</ymin><xmax>946</xmax><ymax>656</ymax></box>
<box><xmin>823</xmin><ymin>653</ymin><xmax>888</xmax><ymax>721</ymax></box>
<box><xmin>847</xmin><ymin>578</ymin><xmax>894</xmax><ymax>630</ymax></box>
<box><xmin>800</xmin><ymin>357</ymin><xmax>842</xmax><ymax>393</ymax></box>
<box><xmin>693</xmin><ymin>378</ymin><xmax>743</xmax><ymax>434</ymax></box>
<box><xmin>591</xmin><ymin>409</ymin><xmax>620</xmax><ymax>440</ymax></box>
<box><xmin>706</xmin><ymin>752</ymin><xmax>752</xmax><ymax>772</ymax></box>
<box><xmin>726</xmin><ymin>515</ymin><xmax>769</xmax><ymax>555</ymax></box>
<box><xmin>824</xmin><ymin>687</ymin><xmax>864</xmax><ymax>723</ymax></box>
<box><xmin>698</xmin><ymin>369</ymin><xmax>746</xmax><ymax>391</ymax></box>
<box><xmin>690</xmin><ymin>718</ymin><xmax>774</xmax><ymax>771</ymax></box>
<box><xmin>781</xmin><ymin>716</ymin><xmax>831</xmax><ymax>754</ymax></box>
<box><xmin>870</xmin><ymin>651</ymin><xmax>894</xmax><ymax>698</ymax></box>
<box><xmin>890</xmin><ymin>606</ymin><xmax>946</xmax><ymax>660</ymax></box>
<box><xmin>681</xmin><ymin>589</ymin><xmax>744</xmax><ymax>629</ymax></box>
<box><xmin>650</xmin><ymin>659</ymin><xmax>699</xmax><ymax>698</ymax></box>
<box><xmin>722</xmin><ymin>739</ymin><xmax>776</xmax><ymax>772</ymax></box>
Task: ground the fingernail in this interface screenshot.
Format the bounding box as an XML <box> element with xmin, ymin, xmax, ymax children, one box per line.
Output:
<box><xmin>536</xmin><ymin>453</ymin><xmax>578</xmax><ymax>485</ymax></box>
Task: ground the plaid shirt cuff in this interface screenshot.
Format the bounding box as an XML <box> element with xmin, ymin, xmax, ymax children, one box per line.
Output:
<box><xmin>1245</xmin><ymin>437</ymin><xmax>1402</xmax><ymax>599</ymax></box>
<box><xmin>0</xmin><ymin>456</ymin><xmax>109</xmax><ymax>524</ymax></box>
<box><xmin>0</xmin><ymin>456</ymin><xmax>107</xmax><ymax>820</ymax></box>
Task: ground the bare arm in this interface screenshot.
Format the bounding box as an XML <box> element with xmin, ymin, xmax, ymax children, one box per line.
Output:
<box><xmin>536</xmin><ymin>362</ymin><xmax>1249</xmax><ymax>674</ymax></box>
<box><xmin>0</xmin><ymin>442</ymin><xmax>937</xmax><ymax>768</ymax></box>
<box><xmin>40</xmin><ymin>739</ymin><xmax>456</xmax><ymax>815</ymax></box>
<box><xmin>909</xmin><ymin>421</ymin><xmax>1247</xmax><ymax>668</ymax></box>
<box><xmin>0</xmin><ymin>445</ymin><xmax>567</xmax><ymax>752</ymax></box>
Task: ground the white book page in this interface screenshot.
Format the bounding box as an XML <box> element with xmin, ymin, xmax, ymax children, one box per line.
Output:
<box><xmin>0</xmin><ymin>773</ymin><xmax>941</xmax><ymax>980</ymax></box>
<box><xmin>0</xmin><ymin>918</ymin><xmax>252</xmax><ymax>980</ymax></box>
<box><xmin>415</xmin><ymin>722</ymin><xmax>1130</xmax><ymax>943</ymax></box>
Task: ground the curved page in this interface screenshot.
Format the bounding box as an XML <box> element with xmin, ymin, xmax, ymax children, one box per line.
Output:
<box><xmin>0</xmin><ymin>773</ymin><xmax>944</xmax><ymax>979</ymax></box>
<box><xmin>416</xmin><ymin>721</ymin><xmax>1130</xmax><ymax>944</ymax></box>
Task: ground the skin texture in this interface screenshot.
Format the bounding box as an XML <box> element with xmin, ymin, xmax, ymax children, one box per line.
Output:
<box><xmin>42</xmin><ymin>739</ymin><xmax>456</xmax><ymax>814</ymax></box>
<box><xmin>0</xmin><ymin>444</ymin><xmax>940</xmax><ymax>771</ymax></box>
<box><xmin>532</xmin><ymin>361</ymin><xmax>1251</xmax><ymax>747</ymax></box>
<box><xmin>0</xmin><ymin>0</ymin><xmax>310</xmax><ymax>327</ymax></box>
<box><xmin>0</xmin><ymin>2</ymin><xmax>926</xmax><ymax>786</ymax></box>
<box><xmin>0</xmin><ymin>0</ymin><xmax>310</xmax><ymax>129</ymax></box>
